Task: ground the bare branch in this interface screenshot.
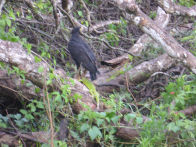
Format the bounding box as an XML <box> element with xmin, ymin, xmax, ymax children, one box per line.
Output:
<box><xmin>23</xmin><ymin>0</ymin><xmax>44</xmax><ymax>21</ymax></box>
<box><xmin>158</xmin><ymin>0</ymin><xmax>196</xmax><ymax>17</ymax></box>
<box><xmin>89</xmin><ymin>20</ymin><xmax>121</xmax><ymax>32</ymax></box>
<box><xmin>79</xmin><ymin>0</ymin><xmax>91</xmax><ymax>27</ymax></box>
<box><xmin>0</xmin><ymin>40</ymin><xmax>97</xmax><ymax>113</ymax></box>
<box><xmin>95</xmin><ymin>54</ymin><xmax>175</xmax><ymax>88</ymax></box>
<box><xmin>50</xmin><ymin>0</ymin><xmax>59</xmax><ymax>29</ymax></box>
<box><xmin>57</xmin><ymin>5</ymin><xmax>86</xmax><ymax>28</ymax></box>
<box><xmin>0</xmin><ymin>0</ymin><xmax>6</xmax><ymax>15</ymax></box>
<box><xmin>62</xmin><ymin>0</ymin><xmax>73</xmax><ymax>12</ymax></box>
<box><xmin>113</xmin><ymin>0</ymin><xmax>196</xmax><ymax>74</ymax></box>
<box><xmin>103</xmin><ymin>7</ymin><xmax>170</xmax><ymax>66</ymax></box>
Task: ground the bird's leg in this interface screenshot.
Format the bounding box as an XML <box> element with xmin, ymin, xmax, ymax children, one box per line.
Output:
<box><xmin>81</xmin><ymin>69</ymin><xmax>87</xmax><ymax>79</ymax></box>
<box><xmin>74</xmin><ymin>65</ymin><xmax>82</xmax><ymax>80</ymax></box>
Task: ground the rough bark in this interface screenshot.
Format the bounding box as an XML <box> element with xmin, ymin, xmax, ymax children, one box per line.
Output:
<box><xmin>158</xmin><ymin>0</ymin><xmax>196</xmax><ymax>16</ymax></box>
<box><xmin>0</xmin><ymin>69</ymin><xmax>43</xmax><ymax>101</ymax></box>
<box><xmin>112</xmin><ymin>0</ymin><xmax>196</xmax><ymax>74</ymax></box>
<box><xmin>0</xmin><ymin>40</ymin><xmax>96</xmax><ymax>113</ymax></box>
<box><xmin>103</xmin><ymin>7</ymin><xmax>170</xmax><ymax>66</ymax></box>
<box><xmin>95</xmin><ymin>54</ymin><xmax>175</xmax><ymax>89</ymax></box>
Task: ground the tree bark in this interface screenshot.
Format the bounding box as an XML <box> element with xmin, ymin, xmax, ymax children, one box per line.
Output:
<box><xmin>112</xmin><ymin>0</ymin><xmax>196</xmax><ymax>74</ymax></box>
<box><xmin>0</xmin><ymin>40</ymin><xmax>97</xmax><ymax>113</ymax></box>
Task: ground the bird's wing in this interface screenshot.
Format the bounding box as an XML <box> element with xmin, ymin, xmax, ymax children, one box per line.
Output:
<box><xmin>77</xmin><ymin>37</ymin><xmax>96</xmax><ymax>64</ymax></box>
<box><xmin>68</xmin><ymin>38</ymin><xmax>93</xmax><ymax>65</ymax></box>
<box><xmin>82</xmin><ymin>41</ymin><xmax>96</xmax><ymax>62</ymax></box>
<box><xmin>68</xmin><ymin>35</ymin><xmax>97</xmax><ymax>71</ymax></box>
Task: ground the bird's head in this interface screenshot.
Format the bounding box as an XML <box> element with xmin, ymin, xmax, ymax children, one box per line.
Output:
<box><xmin>71</xmin><ymin>27</ymin><xmax>82</xmax><ymax>34</ymax></box>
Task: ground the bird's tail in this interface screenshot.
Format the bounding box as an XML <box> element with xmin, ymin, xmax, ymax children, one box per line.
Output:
<box><xmin>90</xmin><ymin>68</ymin><xmax>100</xmax><ymax>81</ymax></box>
<box><xmin>90</xmin><ymin>72</ymin><xmax>97</xmax><ymax>81</ymax></box>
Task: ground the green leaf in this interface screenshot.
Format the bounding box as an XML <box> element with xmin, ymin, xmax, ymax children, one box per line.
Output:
<box><xmin>36</xmin><ymin>102</ymin><xmax>44</xmax><ymax>109</ymax></box>
<box><xmin>88</xmin><ymin>126</ymin><xmax>102</xmax><ymax>141</ymax></box>
<box><xmin>111</xmin><ymin>116</ymin><xmax>120</xmax><ymax>124</ymax></box>
<box><xmin>6</xmin><ymin>19</ymin><xmax>11</xmax><ymax>27</ymax></box>
<box><xmin>77</xmin><ymin>11</ymin><xmax>83</xmax><ymax>17</ymax></box>
<box><xmin>136</xmin><ymin>117</ymin><xmax>143</xmax><ymax>124</ymax></box>
<box><xmin>0</xmin><ymin>120</ymin><xmax>7</xmax><ymax>128</ymax></box>
<box><xmin>38</xmin><ymin>66</ymin><xmax>44</xmax><ymax>73</ymax></box>
<box><xmin>14</xmin><ymin>114</ymin><xmax>21</xmax><ymax>120</ymax></box>
<box><xmin>80</xmin><ymin>123</ymin><xmax>90</xmax><ymax>133</ymax></box>
<box><xmin>34</xmin><ymin>56</ymin><xmax>42</xmax><ymax>63</ymax></box>
<box><xmin>26</xmin><ymin>43</ymin><xmax>32</xmax><ymax>53</ymax></box>
<box><xmin>35</xmin><ymin>87</ymin><xmax>40</xmax><ymax>93</ymax></box>
<box><xmin>85</xmin><ymin>21</ymin><xmax>89</xmax><ymax>27</ymax></box>
<box><xmin>70</xmin><ymin>130</ymin><xmax>80</xmax><ymax>140</ymax></box>
<box><xmin>9</xmin><ymin>11</ymin><xmax>16</xmax><ymax>20</ymax></box>
<box><xmin>167</xmin><ymin>122</ymin><xmax>180</xmax><ymax>133</ymax></box>
<box><xmin>128</xmin><ymin>54</ymin><xmax>133</xmax><ymax>61</ymax></box>
<box><xmin>81</xmin><ymin>78</ymin><xmax>99</xmax><ymax>108</ymax></box>
<box><xmin>96</xmin><ymin>119</ymin><xmax>104</xmax><ymax>127</ymax></box>
<box><xmin>106</xmin><ymin>111</ymin><xmax>116</xmax><ymax>119</ymax></box>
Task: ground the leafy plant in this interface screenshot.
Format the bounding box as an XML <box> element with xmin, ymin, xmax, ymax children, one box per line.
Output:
<box><xmin>181</xmin><ymin>27</ymin><xmax>196</xmax><ymax>55</ymax></box>
<box><xmin>178</xmin><ymin>0</ymin><xmax>196</xmax><ymax>7</ymax></box>
<box><xmin>139</xmin><ymin>75</ymin><xmax>196</xmax><ymax>146</ymax></box>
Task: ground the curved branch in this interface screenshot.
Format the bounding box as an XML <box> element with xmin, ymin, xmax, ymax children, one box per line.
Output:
<box><xmin>0</xmin><ymin>40</ymin><xmax>96</xmax><ymax>113</ymax></box>
<box><xmin>113</xmin><ymin>0</ymin><xmax>196</xmax><ymax>74</ymax></box>
<box><xmin>50</xmin><ymin>0</ymin><xmax>59</xmax><ymax>29</ymax></box>
<box><xmin>95</xmin><ymin>54</ymin><xmax>175</xmax><ymax>88</ymax></box>
<box><xmin>158</xmin><ymin>0</ymin><xmax>196</xmax><ymax>17</ymax></box>
<box><xmin>102</xmin><ymin>7</ymin><xmax>170</xmax><ymax>66</ymax></box>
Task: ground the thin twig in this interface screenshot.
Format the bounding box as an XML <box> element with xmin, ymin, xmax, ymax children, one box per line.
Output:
<box><xmin>0</xmin><ymin>84</ymin><xmax>30</xmax><ymax>101</ymax></box>
<box><xmin>125</xmin><ymin>73</ymin><xmax>138</xmax><ymax>105</ymax></box>
<box><xmin>79</xmin><ymin>0</ymin><xmax>91</xmax><ymax>27</ymax></box>
<box><xmin>49</xmin><ymin>0</ymin><xmax>59</xmax><ymax>29</ymax></box>
<box><xmin>57</xmin><ymin>5</ymin><xmax>84</xmax><ymax>28</ymax></box>
<box><xmin>23</xmin><ymin>0</ymin><xmax>43</xmax><ymax>21</ymax></box>
<box><xmin>0</xmin><ymin>0</ymin><xmax>6</xmax><ymax>15</ymax></box>
<box><xmin>80</xmin><ymin>31</ymin><xmax>138</xmax><ymax>56</ymax></box>
<box><xmin>43</xmin><ymin>70</ymin><xmax>54</xmax><ymax>147</ymax></box>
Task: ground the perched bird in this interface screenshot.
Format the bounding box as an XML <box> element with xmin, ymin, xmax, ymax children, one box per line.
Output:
<box><xmin>68</xmin><ymin>27</ymin><xmax>99</xmax><ymax>80</ymax></box>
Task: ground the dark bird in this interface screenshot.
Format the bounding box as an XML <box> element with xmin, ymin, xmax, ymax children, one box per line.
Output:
<box><xmin>68</xmin><ymin>27</ymin><xmax>99</xmax><ymax>80</ymax></box>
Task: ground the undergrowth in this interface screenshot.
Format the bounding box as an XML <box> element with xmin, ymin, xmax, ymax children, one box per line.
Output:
<box><xmin>0</xmin><ymin>0</ymin><xmax>196</xmax><ymax>147</ymax></box>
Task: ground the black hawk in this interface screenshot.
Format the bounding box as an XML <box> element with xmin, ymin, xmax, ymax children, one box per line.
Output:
<box><xmin>68</xmin><ymin>27</ymin><xmax>99</xmax><ymax>80</ymax></box>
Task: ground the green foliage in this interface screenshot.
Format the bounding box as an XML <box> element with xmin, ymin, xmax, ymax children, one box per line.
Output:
<box><xmin>70</xmin><ymin>109</ymin><xmax>119</xmax><ymax>145</ymax></box>
<box><xmin>88</xmin><ymin>126</ymin><xmax>102</xmax><ymax>140</ymax></box>
<box><xmin>139</xmin><ymin>75</ymin><xmax>196</xmax><ymax>146</ymax></box>
<box><xmin>11</xmin><ymin>66</ymin><xmax>26</xmax><ymax>79</ymax></box>
<box><xmin>0</xmin><ymin>114</ymin><xmax>8</xmax><ymax>128</ymax></box>
<box><xmin>101</xmin><ymin>17</ymin><xmax>127</xmax><ymax>47</ymax></box>
<box><xmin>0</xmin><ymin>113</ymin><xmax>28</xmax><ymax>129</ymax></box>
<box><xmin>35</xmin><ymin>0</ymin><xmax>53</xmax><ymax>14</ymax></box>
<box><xmin>0</xmin><ymin>12</ymin><xmax>19</xmax><ymax>42</ymax></box>
<box><xmin>41</xmin><ymin>140</ymin><xmax>67</xmax><ymax>147</ymax></box>
<box><xmin>162</xmin><ymin>75</ymin><xmax>196</xmax><ymax>110</ymax></box>
<box><xmin>0</xmin><ymin>8</ymin><xmax>32</xmax><ymax>53</ymax></box>
<box><xmin>181</xmin><ymin>26</ymin><xmax>196</xmax><ymax>55</ymax></box>
<box><xmin>149</xmin><ymin>11</ymin><xmax>157</xmax><ymax>19</ymax></box>
<box><xmin>142</xmin><ymin>43</ymin><xmax>164</xmax><ymax>59</ymax></box>
<box><xmin>103</xmin><ymin>91</ymin><xmax>131</xmax><ymax>112</ymax></box>
<box><xmin>1</xmin><ymin>1</ymin><xmax>196</xmax><ymax>146</ymax></box>
<box><xmin>177</xmin><ymin>0</ymin><xmax>196</xmax><ymax>7</ymax></box>
<box><xmin>77</xmin><ymin>11</ymin><xmax>83</xmax><ymax>17</ymax></box>
<box><xmin>81</xmin><ymin>78</ymin><xmax>100</xmax><ymax>108</ymax></box>
<box><xmin>67</xmin><ymin>91</ymin><xmax>135</xmax><ymax>145</ymax></box>
<box><xmin>20</xmin><ymin>100</ymin><xmax>48</xmax><ymax>130</ymax></box>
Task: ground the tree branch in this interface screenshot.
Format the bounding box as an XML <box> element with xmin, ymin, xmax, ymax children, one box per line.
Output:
<box><xmin>158</xmin><ymin>0</ymin><xmax>196</xmax><ymax>17</ymax></box>
<box><xmin>0</xmin><ymin>40</ymin><xmax>97</xmax><ymax>113</ymax></box>
<box><xmin>102</xmin><ymin>7</ymin><xmax>170</xmax><ymax>66</ymax></box>
<box><xmin>113</xmin><ymin>0</ymin><xmax>196</xmax><ymax>74</ymax></box>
